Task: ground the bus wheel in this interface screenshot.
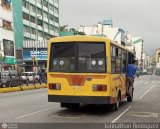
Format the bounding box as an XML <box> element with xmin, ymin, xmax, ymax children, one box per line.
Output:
<box><xmin>127</xmin><ymin>87</ymin><xmax>134</xmax><ymax>102</ymax></box>
<box><xmin>112</xmin><ymin>94</ymin><xmax>121</xmax><ymax>111</ymax></box>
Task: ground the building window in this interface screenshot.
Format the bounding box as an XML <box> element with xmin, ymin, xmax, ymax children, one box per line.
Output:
<box><xmin>31</xmin><ymin>28</ymin><xmax>36</xmax><ymax>35</ymax></box>
<box><xmin>49</xmin><ymin>25</ymin><xmax>54</xmax><ymax>31</ymax></box>
<box><xmin>43</xmin><ymin>11</ymin><xmax>48</xmax><ymax>19</ymax></box>
<box><xmin>24</xmin><ymin>25</ymin><xmax>30</xmax><ymax>33</ymax></box>
<box><xmin>43</xmin><ymin>0</ymin><xmax>48</xmax><ymax>8</ymax></box>
<box><xmin>23</xmin><ymin>12</ymin><xmax>29</xmax><ymax>21</ymax></box>
<box><xmin>22</xmin><ymin>0</ymin><xmax>29</xmax><ymax>9</ymax></box>
<box><xmin>49</xmin><ymin>4</ymin><xmax>53</xmax><ymax>11</ymax></box>
<box><xmin>30</xmin><ymin>16</ymin><xmax>36</xmax><ymax>23</ymax></box>
<box><xmin>37</xmin><ymin>19</ymin><xmax>43</xmax><ymax>27</ymax></box>
<box><xmin>49</xmin><ymin>14</ymin><xmax>54</xmax><ymax>21</ymax></box>
<box><xmin>37</xmin><ymin>0</ymin><xmax>42</xmax><ymax>4</ymax></box>
<box><xmin>54</xmin><ymin>7</ymin><xmax>58</xmax><ymax>14</ymax></box>
<box><xmin>37</xmin><ymin>8</ymin><xmax>42</xmax><ymax>15</ymax></box>
<box><xmin>55</xmin><ymin>27</ymin><xmax>59</xmax><ymax>33</ymax></box>
<box><xmin>3</xmin><ymin>39</ymin><xmax>14</xmax><ymax>56</ymax></box>
<box><xmin>38</xmin><ymin>31</ymin><xmax>43</xmax><ymax>37</ymax></box>
<box><xmin>1</xmin><ymin>0</ymin><xmax>11</xmax><ymax>10</ymax></box>
<box><xmin>44</xmin><ymin>22</ymin><xmax>48</xmax><ymax>29</ymax></box>
<box><xmin>54</xmin><ymin>0</ymin><xmax>58</xmax><ymax>4</ymax></box>
<box><xmin>2</xmin><ymin>20</ymin><xmax>12</xmax><ymax>31</ymax></box>
<box><xmin>54</xmin><ymin>17</ymin><xmax>59</xmax><ymax>23</ymax></box>
<box><xmin>30</xmin><ymin>5</ymin><xmax>36</xmax><ymax>13</ymax></box>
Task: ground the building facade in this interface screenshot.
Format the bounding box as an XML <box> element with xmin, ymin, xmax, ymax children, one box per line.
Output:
<box><xmin>12</xmin><ymin>0</ymin><xmax>59</xmax><ymax>71</ymax></box>
<box><xmin>0</xmin><ymin>0</ymin><xmax>16</xmax><ymax>70</ymax></box>
<box><xmin>126</xmin><ymin>36</ymin><xmax>144</xmax><ymax>70</ymax></box>
<box><xmin>78</xmin><ymin>20</ymin><xmax>126</xmax><ymax>45</ymax></box>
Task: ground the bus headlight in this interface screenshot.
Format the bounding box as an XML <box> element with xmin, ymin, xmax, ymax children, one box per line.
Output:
<box><xmin>49</xmin><ymin>83</ymin><xmax>61</xmax><ymax>90</ymax></box>
<box><xmin>92</xmin><ymin>84</ymin><xmax>107</xmax><ymax>91</ymax></box>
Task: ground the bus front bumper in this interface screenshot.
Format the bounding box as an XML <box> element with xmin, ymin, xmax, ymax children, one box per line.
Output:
<box><xmin>48</xmin><ymin>95</ymin><xmax>114</xmax><ymax>104</ymax></box>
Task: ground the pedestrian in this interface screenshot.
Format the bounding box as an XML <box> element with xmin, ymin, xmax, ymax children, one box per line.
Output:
<box><xmin>122</xmin><ymin>59</ymin><xmax>137</xmax><ymax>96</ymax></box>
<box><xmin>126</xmin><ymin>60</ymin><xmax>137</xmax><ymax>96</ymax></box>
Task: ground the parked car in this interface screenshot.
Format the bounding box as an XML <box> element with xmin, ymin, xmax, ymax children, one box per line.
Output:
<box><xmin>21</xmin><ymin>72</ymin><xmax>40</xmax><ymax>83</ymax></box>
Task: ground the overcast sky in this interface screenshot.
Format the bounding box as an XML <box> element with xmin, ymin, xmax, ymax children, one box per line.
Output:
<box><xmin>59</xmin><ymin>0</ymin><xmax>160</xmax><ymax>55</ymax></box>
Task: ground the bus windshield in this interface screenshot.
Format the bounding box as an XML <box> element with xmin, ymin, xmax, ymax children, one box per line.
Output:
<box><xmin>49</xmin><ymin>42</ymin><xmax>106</xmax><ymax>73</ymax></box>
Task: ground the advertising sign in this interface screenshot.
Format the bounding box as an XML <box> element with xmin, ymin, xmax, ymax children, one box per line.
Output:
<box><xmin>23</xmin><ymin>48</ymin><xmax>47</xmax><ymax>61</ymax></box>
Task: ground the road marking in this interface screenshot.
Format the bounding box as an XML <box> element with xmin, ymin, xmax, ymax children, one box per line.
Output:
<box><xmin>16</xmin><ymin>106</ymin><xmax>58</xmax><ymax>120</ymax></box>
<box><xmin>138</xmin><ymin>84</ymin><xmax>156</xmax><ymax>100</ymax></box>
<box><xmin>111</xmin><ymin>106</ymin><xmax>131</xmax><ymax>123</ymax></box>
<box><xmin>37</xmin><ymin>95</ymin><xmax>47</xmax><ymax>98</ymax></box>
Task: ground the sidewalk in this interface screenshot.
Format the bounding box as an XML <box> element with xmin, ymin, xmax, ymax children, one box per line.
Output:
<box><xmin>0</xmin><ymin>84</ymin><xmax>47</xmax><ymax>93</ymax></box>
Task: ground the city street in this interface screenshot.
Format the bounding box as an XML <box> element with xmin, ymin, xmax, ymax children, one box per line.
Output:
<box><xmin>0</xmin><ymin>75</ymin><xmax>160</xmax><ymax>125</ymax></box>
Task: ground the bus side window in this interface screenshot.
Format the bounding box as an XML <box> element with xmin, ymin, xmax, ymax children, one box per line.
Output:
<box><xmin>122</xmin><ymin>50</ymin><xmax>127</xmax><ymax>73</ymax></box>
<box><xmin>115</xmin><ymin>48</ymin><xmax>122</xmax><ymax>73</ymax></box>
<box><xmin>111</xmin><ymin>46</ymin><xmax>116</xmax><ymax>73</ymax></box>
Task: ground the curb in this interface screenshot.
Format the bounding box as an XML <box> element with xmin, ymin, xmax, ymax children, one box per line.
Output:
<box><xmin>0</xmin><ymin>84</ymin><xmax>47</xmax><ymax>93</ymax></box>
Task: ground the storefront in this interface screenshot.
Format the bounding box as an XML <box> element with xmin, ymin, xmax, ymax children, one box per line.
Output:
<box><xmin>23</xmin><ymin>48</ymin><xmax>47</xmax><ymax>72</ymax></box>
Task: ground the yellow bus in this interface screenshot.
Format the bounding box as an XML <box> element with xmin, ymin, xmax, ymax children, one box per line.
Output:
<box><xmin>47</xmin><ymin>36</ymin><xmax>135</xmax><ymax>110</ymax></box>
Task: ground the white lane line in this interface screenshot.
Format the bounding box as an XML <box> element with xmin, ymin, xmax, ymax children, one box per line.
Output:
<box><xmin>111</xmin><ymin>106</ymin><xmax>131</xmax><ymax>123</ymax></box>
<box><xmin>37</xmin><ymin>95</ymin><xmax>47</xmax><ymax>98</ymax></box>
<box><xmin>16</xmin><ymin>106</ymin><xmax>58</xmax><ymax>120</ymax></box>
<box><xmin>138</xmin><ymin>84</ymin><xmax>156</xmax><ymax>100</ymax></box>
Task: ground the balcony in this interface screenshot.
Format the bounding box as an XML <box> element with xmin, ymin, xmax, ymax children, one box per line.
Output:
<box><xmin>54</xmin><ymin>12</ymin><xmax>59</xmax><ymax>18</ymax></box>
<box><xmin>44</xmin><ymin>28</ymin><xmax>49</xmax><ymax>33</ymax></box>
<box><xmin>24</xmin><ymin>32</ymin><xmax>30</xmax><ymax>38</ymax></box>
<box><xmin>30</xmin><ymin>22</ymin><xmax>36</xmax><ymax>28</ymax></box>
<box><xmin>49</xmin><ymin>10</ymin><xmax>54</xmax><ymax>15</ymax></box>
<box><xmin>49</xmin><ymin>0</ymin><xmax>53</xmax><ymax>4</ymax></box>
<box><xmin>31</xmin><ymin>34</ymin><xmax>36</xmax><ymax>39</ymax></box>
<box><xmin>43</xmin><ymin>17</ymin><xmax>48</xmax><ymax>23</ymax></box>
<box><xmin>49</xmin><ymin>20</ymin><xmax>54</xmax><ymax>26</ymax></box>
<box><xmin>30</xmin><ymin>11</ymin><xmax>36</xmax><ymax>17</ymax></box>
<box><xmin>43</xmin><ymin>6</ymin><xmax>48</xmax><ymax>12</ymax></box>
<box><xmin>54</xmin><ymin>2</ymin><xmax>59</xmax><ymax>8</ymax></box>
<box><xmin>37</xmin><ymin>3</ymin><xmax>42</xmax><ymax>9</ymax></box>
<box><xmin>22</xmin><ymin>6</ymin><xmax>29</xmax><ymax>14</ymax></box>
<box><xmin>50</xmin><ymin>30</ymin><xmax>55</xmax><ymax>35</ymax></box>
<box><xmin>38</xmin><ymin>25</ymin><xmax>43</xmax><ymax>31</ymax></box>
<box><xmin>23</xmin><ymin>19</ymin><xmax>30</xmax><ymax>26</ymax></box>
<box><xmin>30</xmin><ymin>0</ymin><xmax>36</xmax><ymax>5</ymax></box>
<box><xmin>0</xmin><ymin>6</ymin><xmax>13</xmax><ymax>21</ymax></box>
<box><xmin>38</xmin><ymin>36</ymin><xmax>43</xmax><ymax>41</ymax></box>
<box><xmin>55</xmin><ymin>22</ymin><xmax>59</xmax><ymax>28</ymax></box>
<box><xmin>0</xmin><ymin>28</ymin><xmax>14</xmax><ymax>41</ymax></box>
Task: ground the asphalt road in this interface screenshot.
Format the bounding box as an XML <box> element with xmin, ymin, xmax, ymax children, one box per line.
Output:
<box><xmin>0</xmin><ymin>75</ymin><xmax>160</xmax><ymax>128</ymax></box>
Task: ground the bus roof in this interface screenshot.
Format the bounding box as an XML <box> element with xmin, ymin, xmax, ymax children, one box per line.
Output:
<box><xmin>49</xmin><ymin>35</ymin><xmax>133</xmax><ymax>53</ymax></box>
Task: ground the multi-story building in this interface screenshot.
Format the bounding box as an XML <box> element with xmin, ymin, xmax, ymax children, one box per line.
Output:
<box><xmin>12</xmin><ymin>0</ymin><xmax>59</xmax><ymax>71</ymax></box>
<box><xmin>126</xmin><ymin>36</ymin><xmax>144</xmax><ymax>70</ymax></box>
<box><xmin>78</xmin><ymin>20</ymin><xmax>126</xmax><ymax>45</ymax></box>
<box><xmin>0</xmin><ymin>0</ymin><xmax>16</xmax><ymax>70</ymax></box>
